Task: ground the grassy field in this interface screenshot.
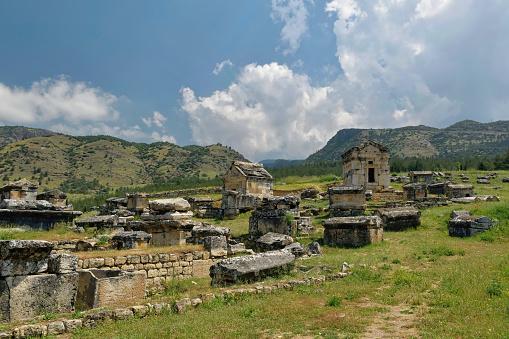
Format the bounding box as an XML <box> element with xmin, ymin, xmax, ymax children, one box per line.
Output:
<box><xmin>68</xmin><ymin>170</ymin><xmax>509</xmax><ymax>338</ymax></box>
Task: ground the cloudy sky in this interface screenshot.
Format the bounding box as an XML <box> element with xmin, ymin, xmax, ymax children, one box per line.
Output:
<box><xmin>1</xmin><ymin>0</ymin><xmax>508</xmax><ymax>160</ymax></box>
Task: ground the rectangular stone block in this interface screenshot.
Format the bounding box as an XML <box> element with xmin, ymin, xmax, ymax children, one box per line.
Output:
<box><xmin>1</xmin><ymin>273</ymin><xmax>78</xmax><ymax>322</ymax></box>
<box><xmin>0</xmin><ymin>240</ymin><xmax>53</xmax><ymax>277</ymax></box>
<box><xmin>323</xmin><ymin>216</ymin><xmax>383</xmax><ymax>247</ymax></box>
<box><xmin>48</xmin><ymin>253</ymin><xmax>78</xmax><ymax>274</ymax></box>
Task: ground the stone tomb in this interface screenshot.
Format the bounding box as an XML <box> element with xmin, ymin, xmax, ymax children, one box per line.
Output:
<box><xmin>375</xmin><ymin>207</ymin><xmax>421</xmax><ymax>231</ymax></box>
<box><xmin>248</xmin><ymin>196</ymin><xmax>300</xmax><ymax>238</ymax></box>
<box><xmin>448</xmin><ymin>211</ymin><xmax>493</xmax><ymax>237</ymax></box>
<box><xmin>76</xmin><ymin>269</ymin><xmax>146</xmax><ymax>310</ymax></box>
<box><xmin>323</xmin><ymin>216</ymin><xmax>383</xmax><ymax>247</ymax></box>
<box><xmin>110</xmin><ymin>231</ymin><xmax>152</xmax><ymax>250</ymax></box>
<box><xmin>445</xmin><ymin>184</ymin><xmax>474</xmax><ymax>199</ymax></box>
<box><xmin>0</xmin><ymin>241</ymin><xmax>78</xmax><ymax>322</ymax></box>
<box><xmin>210</xmin><ymin>250</ymin><xmax>295</xmax><ymax>286</ymax></box>
<box><xmin>328</xmin><ymin>186</ymin><xmax>366</xmax><ymax>217</ymax></box>
<box><xmin>129</xmin><ymin>219</ymin><xmax>198</xmax><ymax>246</ymax></box>
<box><xmin>403</xmin><ymin>183</ymin><xmax>427</xmax><ymax>201</ymax></box>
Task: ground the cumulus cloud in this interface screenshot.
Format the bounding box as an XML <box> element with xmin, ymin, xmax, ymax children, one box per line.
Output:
<box><xmin>142</xmin><ymin>111</ymin><xmax>167</xmax><ymax>128</ymax></box>
<box><xmin>212</xmin><ymin>59</ymin><xmax>234</xmax><ymax>75</ymax></box>
<box><xmin>151</xmin><ymin>131</ymin><xmax>177</xmax><ymax>143</ymax></box>
<box><xmin>271</xmin><ymin>0</ymin><xmax>311</xmax><ymax>55</ymax></box>
<box><xmin>182</xmin><ymin>63</ymin><xmax>354</xmax><ymax>160</ymax></box>
<box><xmin>183</xmin><ymin>0</ymin><xmax>509</xmax><ymax>160</ymax></box>
<box><xmin>0</xmin><ymin>76</ymin><xmax>119</xmax><ymax>124</ymax></box>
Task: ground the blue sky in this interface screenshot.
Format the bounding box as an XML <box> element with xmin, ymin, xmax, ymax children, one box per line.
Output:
<box><xmin>1</xmin><ymin>0</ymin><xmax>508</xmax><ymax>160</ymax></box>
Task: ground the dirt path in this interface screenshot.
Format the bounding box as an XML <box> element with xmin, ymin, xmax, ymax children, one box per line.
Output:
<box><xmin>358</xmin><ymin>299</ymin><xmax>421</xmax><ymax>339</ymax></box>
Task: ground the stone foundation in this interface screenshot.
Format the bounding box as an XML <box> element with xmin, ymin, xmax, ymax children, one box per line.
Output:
<box><xmin>77</xmin><ymin>250</ymin><xmax>213</xmax><ymax>291</ymax></box>
<box><xmin>323</xmin><ymin>216</ymin><xmax>383</xmax><ymax>247</ymax></box>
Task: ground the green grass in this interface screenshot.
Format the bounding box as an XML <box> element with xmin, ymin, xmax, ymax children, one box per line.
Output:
<box><xmin>3</xmin><ymin>170</ymin><xmax>508</xmax><ymax>338</ymax></box>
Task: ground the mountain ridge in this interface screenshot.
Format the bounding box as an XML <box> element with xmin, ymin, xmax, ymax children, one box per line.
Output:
<box><xmin>307</xmin><ymin>120</ymin><xmax>509</xmax><ymax>162</ymax></box>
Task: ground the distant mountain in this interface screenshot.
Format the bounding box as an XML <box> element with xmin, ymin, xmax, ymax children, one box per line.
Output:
<box><xmin>307</xmin><ymin>120</ymin><xmax>509</xmax><ymax>161</ymax></box>
<box><xmin>0</xmin><ymin>126</ymin><xmax>58</xmax><ymax>147</ymax></box>
<box><xmin>0</xmin><ymin>126</ymin><xmax>245</xmax><ymax>189</ymax></box>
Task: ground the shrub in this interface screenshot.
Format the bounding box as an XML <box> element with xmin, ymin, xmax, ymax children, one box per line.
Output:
<box><xmin>326</xmin><ymin>296</ymin><xmax>342</xmax><ymax>307</ymax></box>
<box><xmin>486</xmin><ymin>280</ymin><xmax>503</xmax><ymax>297</ymax></box>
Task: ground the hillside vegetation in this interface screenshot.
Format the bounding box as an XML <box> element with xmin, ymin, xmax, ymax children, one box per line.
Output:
<box><xmin>0</xmin><ymin>127</ymin><xmax>245</xmax><ymax>190</ymax></box>
<box><xmin>308</xmin><ymin>120</ymin><xmax>509</xmax><ymax>161</ymax></box>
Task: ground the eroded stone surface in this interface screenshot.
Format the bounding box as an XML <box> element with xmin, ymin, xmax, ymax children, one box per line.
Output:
<box><xmin>210</xmin><ymin>250</ymin><xmax>295</xmax><ymax>286</ymax></box>
<box><xmin>256</xmin><ymin>232</ymin><xmax>294</xmax><ymax>251</ymax></box>
<box><xmin>0</xmin><ymin>240</ymin><xmax>53</xmax><ymax>277</ymax></box>
<box><xmin>375</xmin><ymin>207</ymin><xmax>420</xmax><ymax>231</ymax></box>
<box><xmin>323</xmin><ymin>216</ymin><xmax>383</xmax><ymax>247</ymax></box>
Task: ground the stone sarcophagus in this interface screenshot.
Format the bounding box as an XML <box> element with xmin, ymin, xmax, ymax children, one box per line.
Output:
<box><xmin>375</xmin><ymin>207</ymin><xmax>421</xmax><ymax>231</ymax></box>
<box><xmin>445</xmin><ymin>184</ymin><xmax>474</xmax><ymax>199</ymax></box>
<box><xmin>323</xmin><ymin>216</ymin><xmax>383</xmax><ymax>247</ymax></box>
<box><xmin>209</xmin><ymin>250</ymin><xmax>295</xmax><ymax>286</ymax></box>
<box><xmin>76</xmin><ymin>269</ymin><xmax>146</xmax><ymax>310</ymax></box>
<box><xmin>448</xmin><ymin>211</ymin><xmax>493</xmax><ymax>237</ymax></box>
<box><xmin>402</xmin><ymin>183</ymin><xmax>427</xmax><ymax>201</ymax></box>
<box><xmin>248</xmin><ymin>196</ymin><xmax>300</xmax><ymax>238</ymax></box>
<box><xmin>328</xmin><ymin>186</ymin><xmax>366</xmax><ymax>217</ymax></box>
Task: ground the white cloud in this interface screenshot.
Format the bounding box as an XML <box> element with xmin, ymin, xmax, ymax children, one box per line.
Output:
<box><xmin>142</xmin><ymin>111</ymin><xmax>167</xmax><ymax>128</ymax></box>
<box><xmin>271</xmin><ymin>0</ymin><xmax>311</xmax><ymax>55</ymax></box>
<box><xmin>151</xmin><ymin>131</ymin><xmax>177</xmax><ymax>144</ymax></box>
<box><xmin>0</xmin><ymin>76</ymin><xmax>119</xmax><ymax>124</ymax></box>
<box><xmin>182</xmin><ymin>0</ymin><xmax>509</xmax><ymax>160</ymax></box>
<box><xmin>212</xmin><ymin>59</ymin><xmax>234</xmax><ymax>75</ymax></box>
<box><xmin>182</xmin><ymin>63</ymin><xmax>354</xmax><ymax>160</ymax></box>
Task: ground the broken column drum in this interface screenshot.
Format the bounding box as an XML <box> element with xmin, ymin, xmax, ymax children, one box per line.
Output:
<box><xmin>328</xmin><ymin>186</ymin><xmax>366</xmax><ymax>217</ymax></box>
<box><xmin>323</xmin><ymin>216</ymin><xmax>383</xmax><ymax>247</ymax></box>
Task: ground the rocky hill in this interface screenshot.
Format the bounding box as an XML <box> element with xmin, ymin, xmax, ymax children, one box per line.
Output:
<box><xmin>307</xmin><ymin>120</ymin><xmax>509</xmax><ymax>161</ymax></box>
<box><xmin>0</xmin><ymin>127</ymin><xmax>245</xmax><ymax>189</ymax></box>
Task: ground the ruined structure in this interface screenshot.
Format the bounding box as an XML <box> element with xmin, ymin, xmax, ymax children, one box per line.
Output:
<box><xmin>341</xmin><ymin>141</ymin><xmax>390</xmax><ymax>192</ymax></box>
<box><xmin>0</xmin><ymin>241</ymin><xmax>78</xmax><ymax>322</ymax></box>
<box><xmin>223</xmin><ymin>161</ymin><xmax>273</xmax><ymax>195</ymax></box>
<box><xmin>403</xmin><ymin>183</ymin><xmax>427</xmax><ymax>201</ymax></box>
<box><xmin>76</xmin><ymin>270</ymin><xmax>146</xmax><ymax>310</ymax></box>
<box><xmin>111</xmin><ymin>231</ymin><xmax>152</xmax><ymax>250</ymax></box>
<box><xmin>328</xmin><ymin>186</ymin><xmax>366</xmax><ymax>217</ymax></box>
<box><xmin>375</xmin><ymin>207</ymin><xmax>421</xmax><ymax>231</ymax></box>
<box><xmin>448</xmin><ymin>211</ymin><xmax>493</xmax><ymax>237</ymax></box>
<box><xmin>187</xmin><ymin>196</ymin><xmax>221</xmax><ymax>219</ymax></box>
<box><xmin>445</xmin><ymin>184</ymin><xmax>474</xmax><ymax>199</ymax></box>
<box><xmin>248</xmin><ymin>196</ymin><xmax>300</xmax><ymax>238</ymax></box>
<box><xmin>221</xmin><ymin>161</ymin><xmax>273</xmax><ymax>218</ymax></box>
<box><xmin>409</xmin><ymin>171</ymin><xmax>434</xmax><ymax>184</ymax></box>
<box><xmin>126</xmin><ymin>193</ymin><xmax>149</xmax><ymax>213</ymax></box>
<box><xmin>210</xmin><ymin>250</ymin><xmax>296</xmax><ymax>286</ymax></box>
<box><xmin>0</xmin><ymin>179</ymin><xmax>81</xmax><ymax>230</ymax></box>
<box><xmin>323</xmin><ymin>216</ymin><xmax>383</xmax><ymax>247</ymax></box>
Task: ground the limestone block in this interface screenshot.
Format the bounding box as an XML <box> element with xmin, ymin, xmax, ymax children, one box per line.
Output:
<box><xmin>0</xmin><ymin>273</ymin><xmax>78</xmax><ymax>322</ymax></box>
<box><xmin>48</xmin><ymin>253</ymin><xmax>78</xmax><ymax>274</ymax></box>
<box><xmin>210</xmin><ymin>250</ymin><xmax>296</xmax><ymax>286</ymax></box>
<box><xmin>0</xmin><ymin>240</ymin><xmax>53</xmax><ymax>277</ymax></box>
<box><xmin>203</xmin><ymin>236</ymin><xmax>228</xmax><ymax>257</ymax></box>
<box><xmin>149</xmin><ymin>198</ymin><xmax>191</xmax><ymax>212</ymax></box>
<box><xmin>256</xmin><ymin>232</ymin><xmax>294</xmax><ymax>251</ymax></box>
<box><xmin>323</xmin><ymin>216</ymin><xmax>383</xmax><ymax>247</ymax></box>
<box><xmin>375</xmin><ymin>207</ymin><xmax>421</xmax><ymax>231</ymax></box>
<box><xmin>192</xmin><ymin>259</ymin><xmax>213</xmax><ymax>278</ymax></box>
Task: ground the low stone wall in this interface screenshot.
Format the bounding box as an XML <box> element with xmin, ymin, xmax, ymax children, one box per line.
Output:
<box><xmin>0</xmin><ymin>271</ymin><xmax>350</xmax><ymax>338</ymax></box>
<box><xmin>77</xmin><ymin>251</ymin><xmax>213</xmax><ymax>291</ymax></box>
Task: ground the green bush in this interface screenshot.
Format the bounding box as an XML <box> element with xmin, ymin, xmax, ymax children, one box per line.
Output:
<box><xmin>326</xmin><ymin>296</ymin><xmax>342</xmax><ymax>307</ymax></box>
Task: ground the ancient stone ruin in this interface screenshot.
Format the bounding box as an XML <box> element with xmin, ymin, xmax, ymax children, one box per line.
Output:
<box><xmin>0</xmin><ymin>179</ymin><xmax>82</xmax><ymax>230</ymax></box>
<box><xmin>403</xmin><ymin>183</ymin><xmax>428</xmax><ymax>201</ymax></box>
<box><xmin>323</xmin><ymin>216</ymin><xmax>383</xmax><ymax>247</ymax></box>
<box><xmin>0</xmin><ymin>240</ymin><xmax>78</xmax><ymax>322</ymax></box>
<box><xmin>76</xmin><ymin>269</ymin><xmax>146</xmax><ymax>310</ymax></box>
<box><xmin>255</xmin><ymin>232</ymin><xmax>294</xmax><ymax>251</ymax></box>
<box><xmin>446</xmin><ymin>184</ymin><xmax>474</xmax><ymax>199</ymax></box>
<box><xmin>221</xmin><ymin>160</ymin><xmax>273</xmax><ymax>218</ymax></box>
<box><xmin>110</xmin><ymin>231</ymin><xmax>152</xmax><ymax>250</ymax></box>
<box><xmin>210</xmin><ymin>250</ymin><xmax>296</xmax><ymax>286</ymax></box>
<box><xmin>248</xmin><ymin>195</ymin><xmax>300</xmax><ymax>238</ymax></box>
<box><xmin>375</xmin><ymin>207</ymin><xmax>421</xmax><ymax>231</ymax></box>
<box><xmin>448</xmin><ymin>211</ymin><xmax>493</xmax><ymax>237</ymax></box>
<box><xmin>341</xmin><ymin>140</ymin><xmax>390</xmax><ymax>192</ymax></box>
<box><xmin>328</xmin><ymin>186</ymin><xmax>366</xmax><ymax>217</ymax></box>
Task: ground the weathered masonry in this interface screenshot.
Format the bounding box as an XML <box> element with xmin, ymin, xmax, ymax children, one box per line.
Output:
<box><xmin>341</xmin><ymin>141</ymin><xmax>390</xmax><ymax>192</ymax></box>
<box><xmin>223</xmin><ymin>161</ymin><xmax>273</xmax><ymax>196</ymax></box>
